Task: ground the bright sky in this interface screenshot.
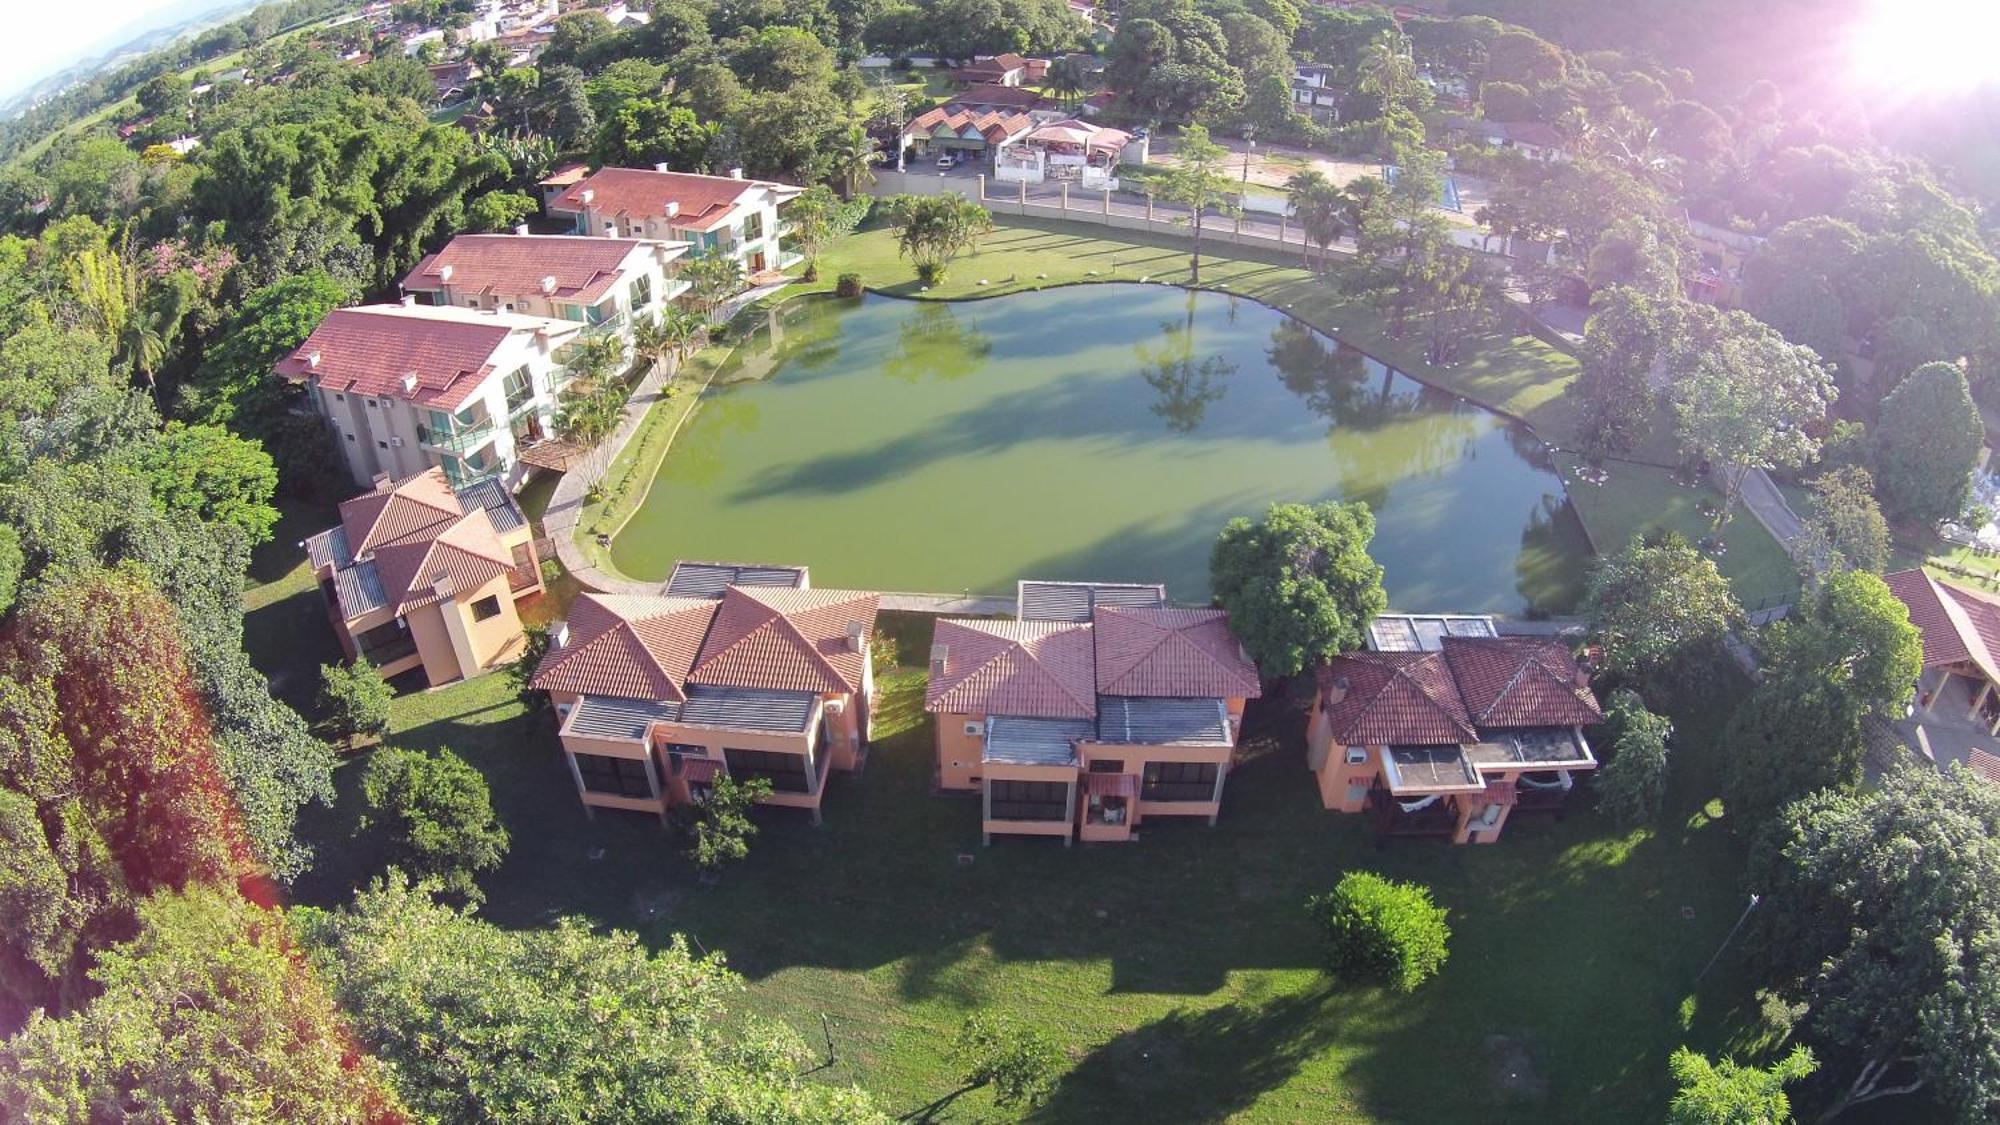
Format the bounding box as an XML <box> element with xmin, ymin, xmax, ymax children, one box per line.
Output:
<box><xmin>0</xmin><ymin>0</ymin><xmax>211</xmax><ymax>103</ymax></box>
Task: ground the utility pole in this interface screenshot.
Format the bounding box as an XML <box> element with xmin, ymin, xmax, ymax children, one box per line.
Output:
<box><xmin>1696</xmin><ymin>894</ymin><xmax>1761</xmax><ymax>984</ymax></box>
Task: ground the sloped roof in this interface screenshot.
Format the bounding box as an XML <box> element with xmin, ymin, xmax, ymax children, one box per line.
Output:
<box><xmin>1440</xmin><ymin>636</ymin><xmax>1601</xmax><ymax>728</ymax></box>
<box><xmin>274</xmin><ymin>304</ymin><xmax>579</xmax><ymax>411</ymax></box>
<box><xmin>925</xmin><ymin>618</ymin><xmax>1098</xmax><ymax>719</ymax></box>
<box><xmin>547</xmin><ymin>167</ymin><xmax>802</xmax><ymax>233</ymax></box>
<box><xmin>1091</xmin><ymin>606</ymin><xmax>1261</xmax><ymax>700</ymax></box>
<box><xmin>1319</xmin><ymin>651</ymin><xmax>1477</xmax><ymax>746</ymax></box>
<box><xmin>687</xmin><ymin>586</ymin><xmax>879</xmax><ymax>695</ymax></box>
<box><xmin>339</xmin><ymin>468</ymin><xmax>463</xmax><ymax>556</ymax></box>
<box><xmin>1885</xmin><ymin>569</ymin><xmax>1999</xmax><ymax>683</ymax></box>
<box><xmin>1021</xmin><ymin>118</ymin><xmax>1133</xmax><ymax>152</ymax></box>
<box><xmin>313</xmin><ymin>469</ymin><xmax>529</xmax><ymax>619</ymax></box>
<box><xmin>1970</xmin><ymin>747</ymin><xmax>2000</xmax><ymax>786</ymax></box>
<box><xmin>403</xmin><ymin>234</ymin><xmax>680</xmax><ymax>305</ymax></box>
<box><xmin>952</xmin><ymin>83</ymin><xmax>1042</xmax><ymax>110</ymax></box>
<box><xmin>904</xmin><ymin>105</ymin><xmax>1034</xmax><ymax>144</ymax></box>
<box><xmin>531</xmin><ymin>593</ymin><xmax>720</xmax><ymax>702</ymax></box>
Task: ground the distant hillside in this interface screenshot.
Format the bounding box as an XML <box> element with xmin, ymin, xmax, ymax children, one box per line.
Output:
<box><xmin>1</xmin><ymin>0</ymin><xmax>263</xmax><ymax>113</ymax></box>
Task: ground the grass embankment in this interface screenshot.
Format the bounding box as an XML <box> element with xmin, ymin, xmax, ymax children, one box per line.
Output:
<box><xmin>236</xmin><ymin>556</ymin><xmax>1765</xmax><ymax>1123</ymax></box>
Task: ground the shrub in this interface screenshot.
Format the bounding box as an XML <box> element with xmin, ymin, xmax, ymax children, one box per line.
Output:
<box><xmin>1307</xmin><ymin>872</ymin><xmax>1450</xmax><ymax>992</ymax></box>
<box><xmin>951</xmin><ymin>1013</ymin><xmax>1064</xmax><ymax>1108</ymax></box>
<box><xmin>360</xmin><ymin>748</ymin><xmax>509</xmax><ymax>904</ymax></box>
<box><xmin>319</xmin><ymin>657</ymin><xmax>392</xmax><ymax>747</ymax></box>
<box><xmin>675</xmin><ymin>774</ymin><xmax>772</xmax><ymax>872</ymax></box>
<box><xmin>1594</xmin><ymin>689</ymin><xmax>1673</xmax><ymax>828</ymax></box>
<box><xmin>834</xmin><ymin>271</ymin><xmax>863</xmax><ymax>297</ymax></box>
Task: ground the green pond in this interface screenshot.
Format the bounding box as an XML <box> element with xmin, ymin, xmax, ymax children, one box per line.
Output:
<box><xmin>610</xmin><ymin>285</ymin><xmax>1591</xmax><ymax>613</ymax></box>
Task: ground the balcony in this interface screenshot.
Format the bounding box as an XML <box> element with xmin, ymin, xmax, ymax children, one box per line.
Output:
<box><xmin>420</xmin><ymin>414</ymin><xmax>497</xmax><ymax>456</ymax></box>
<box><xmin>1368</xmin><ymin>788</ymin><xmax>1460</xmax><ymax>840</ymax></box>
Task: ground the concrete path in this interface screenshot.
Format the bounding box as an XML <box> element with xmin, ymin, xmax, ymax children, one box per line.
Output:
<box><xmin>1734</xmin><ymin>467</ymin><xmax>1805</xmax><ymax>553</ymax></box>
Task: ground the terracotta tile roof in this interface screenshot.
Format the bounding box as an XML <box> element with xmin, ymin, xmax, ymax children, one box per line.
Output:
<box><xmin>1319</xmin><ymin>651</ymin><xmax>1477</xmax><ymax>746</ymax></box>
<box><xmin>370</xmin><ymin>509</ymin><xmax>515</xmax><ymax>615</ymax></box>
<box><xmin>1969</xmin><ymin>747</ymin><xmax>2000</xmax><ymax>785</ymax></box>
<box><xmin>925</xmin><ymin>618</ymin><xmax>1098</xmax><ymax>719</ymax></box>
<box><xmin>951</xmin><ymin>84</ymin><xmax>1043</xmax><ymax>110</ymax></box>
<box><xmin>547</xmin><ymin>167</ymin><xmax>801</xmax><ymax>233</ymax></box>
<box><xmin>1091</xmin><ymin>606</ymin><xmax>1262</xmax><ymax>699</ymax></box>
<box><xmin>1884</xmin><ymin>570</ymin><xmax>2000</xmax><ymax>686</ymax></box>
<box><xmin>1440</xmin><ymin>636</ymin><xmax>1601</xmax><ymax>728</ymax></box>
<box><xmin>687</xmin><ymin>586</ymin><xmax>879</xmax><ymax>695</ymax></box>
<box><xmin>403</xmin><ymin>234</ymin><xmax>677</xmax><ymax>305</ymax></box>
<box><xmin>531</xmin><ymin>593</ymin><xmax>720</xmax><ymax>702</ymax></box>
<box><xmin>313</xmin><ymin>469</ymin><xmax>532</xmax><ymax>620</ymax></box>
<box><xmin>905</xmin><ymin>106</ymin><xmax>1034</xmax><ymax>145</ymax></box>
<box><xmin>273</xmin><ymin>305</ymin><xmax>579</xmax><ymax>412</ymax></box>
<box><xmin>338</xmin><ymin>468</ymin><xmax>463</xmax><ymax>557</ymax></box>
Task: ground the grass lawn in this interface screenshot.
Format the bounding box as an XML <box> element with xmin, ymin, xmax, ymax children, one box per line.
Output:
<box><xmin>575</xmin><ymin>354</ymin><xmax>728</xmax><ymax>572</ymax></box>
<box><xmin>1556</xmin><ymin>457</ymin><xmax>1801</xmax><ymax>611</ymax></box>
<box><xmin>255</xmin><ymin>538</ymin><xmax>1768</xmax><ymax>1122</ymax></box>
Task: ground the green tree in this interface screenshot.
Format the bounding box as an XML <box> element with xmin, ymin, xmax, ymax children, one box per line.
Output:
<box><xmin>464</xmin><ymin>189</ymin><xmax>538</xmax><ymax>233</ymax></box>
<box><xmin>592</xmin><ymin>96</ymin><xmax>717</xmax><ymax>172</ymax></box>
<box><xmin>1574</xmin><ymin>286</ymin><xmax>1676</xmax><ymax>455</ymax></box>
<box><xmin>1763</xmin><ymin>568</ymin><xmax>1920</xmax><ymax>723</ymax></box>
<box><xmin>950</xmin><ymin>1013</ymin><xmax>1065</xmax><ymax>1109</ymax></box>
<box><xmin>1483</xmin><ymin>29</ymin><xmax>1565</xmax><ymax>85</ymax></box>
<box><xmin>1154</xmin><ymin>124</ymin><xmax>1238</xmax><ymax>284</ymax></box>
<box><xmin>0</xmin><ymin>886</ymin><xmax>399</xmax><ymax>1123</ymax></box>
<box><xmin>359</xmin><ymin>748</ymin><xmax>509</xmax><ymax>905</ymax></box>
<box><xmin>1582</xmin><ymin>535</ymin><xmax>1745</xmax><ymax>696</ymax></box>
<box><xmin>678</xmin><ymin>774</ymin><xmax>773</xmax><ymax>872</ymax></box>
<box><xmin>784</xmin><ymin>184</ymin><xmax>865</xmax><ymax>280</ymax></box>
<box><xmin>1667</xmin><ymin>309</ymin><xmax>1835</xmax><ymax>523</ymax></box>
<box><xmin>298</xmin><ymin>875</ymin><xmax>887</xmax><ymax>1122</ymax></box>
<box><xmin>683</xmin><ymin>252</ymin><xmax>747</xmax><ymax>318</ymax></box>
<box><xmin>1594</xmin><ymin>689</ymin><xmax>1673</xmax><ymax>829</ymax></box>
<box><xmin>318</xmin><ymin>657</ymin><xmax>392</xmax><ymax>747</ymax></box>
<box><xmin>826</xmin><ymin>125</ymin><xmax>881</xmax><ymax>199</ymax></box>
<box><xmin>132</xmin><ymin>421</ymin><xmax>280</xmax><ymax>544</ymax></box>
<box><xmin>1797</xmin><ymin>466</ymin><xmax>1891</xmax><ymax>581</ymax></box>
<box><xmin>1666</xmin><ymin>1046</ymin><xmax>1817</xmax><ymax>1125</ymax></box>
<box><xmin>1873</xmin><ymin>361</ymin><xmax>1983</xmax><ymax>526</ymax></box>
<box><xmin>1210</xmin><ymin>500</ymin><xmax>1386</xmax><ymax>678</ymax></box>
<box><xmin>186</xmin><ymin>269</ymin><xmax>351</xmax><ymax>426</ymax></box>
<box><xmin>1746</xmin><ymin>768</ymin><xmax>2000</xmax><ymax>1122</ymax></box>
<box><xmin>1479</xmin><ymin>80</ymin><xmax>1533</xmax><ymax>121</ymax></box>
<box><xmin>1306</xmin><ymin>871</ymin><xmax>1450</xmax><ymax>992</ymax></box>
<box><xmin>883</xmin><ymin>192</ymin><xmax>993</xmax><ymax>285</ymax></box>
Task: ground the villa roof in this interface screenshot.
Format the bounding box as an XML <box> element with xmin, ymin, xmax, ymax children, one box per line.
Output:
<box><xmin>1440</xmin><ymin>636</ymin><xmax>1601</xmax><ymax>729</ymax></box>
<box><xmin>1970</xmin><ymin>747</ymin><xmax>2000</xmax><ymax>786</ymax></box>
<box><xmin>304</xmin><ymin>469</ymin><xmax>527</xmax><ymax>620</ymax></box>
<box><xmin>950</xmin><ymin>83</ymin><xmax>1043</xmax><ymax>110</ymax></box>
<box><xmin>402</xmin><ymin>234</ymin><xmax>682</xmax><ymax>305</ymax></box>
<box><xmin>1021</xmin><ymin>119</ymin><xmax>1133</xmax><ymax>152</ymax></box>
<box><xmin>274</xmin><ymin>304</ymin><xmax>579</xmax><ymax>411</ymax></box>
<box><xmin>1885</xmin><ymin>569</ymin><xmax>2000</xmax><ymax>684</ymax></box>
<box><xmin>686</xmin><ymin>586</ymin><xmax>879</xmax><ymax>695</ymax></box>
<box><xmin>663</xmin><ymin>560</ymin><xmax>809</xmax><ymax>599</ymax></box>
<box><xmin>925</xmin><ymin>618</ymin><xmax>1098</xmax><ymax>719</ymax></box>
<box><xmin>904</xmin><ymin>105</ymin><xmax>1034</xmax><ymax>144</ymax></box>
<box><xmin>1319</xmin><ymin>651</ymin><xmax>1478</xmax><ymax>747</ymax></box>
<box><xmin>1017</xmin><ymin>580</ymin><xmax>1165</xmax><ymax>622</ymax></box>
<box><xmin>1091</xmin><ymin>606</ymin><xmax>1261</xmax><ymax>700</ymax></box>
<box><xmin>959</xmin><ymin>52</ymin><xmax>1028</xmax><ymax>77</ymax></box>
<box><xmin>531</xmin><ymin>594</ymin><xmax>720</xmax><ymax>702</ymax></box>
<box><xmin>546</xmin><ymin>167</ymin><xmax>803</xmax><ymax>233</ymax></box>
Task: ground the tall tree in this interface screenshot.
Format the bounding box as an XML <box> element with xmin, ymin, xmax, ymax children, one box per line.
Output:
<box><xmin>784</xmin><ymin>184</ymin><xmax>864</xmax><ymax>281</ymax></box>
<box><xmin>883</xmin><ymin>193</ymin><xmax>993</xmax><ymax>285</ymax></box>
<box><xmin>1210</xmin><ymin>500</ymin><xmax>1388</xmax><ymax>677</ymax></box>
<box><xmin>1666</xmin><ymin>309</ymin><xmax>1835</xmax><ymax>522</ymax></box>
<box><xmin>1582</xmin><ymin>535</ymin><xmax>1744</xmax><ymax>697</ymax></box>
<box><xmin>1666</xmin><ymin>1046</ymin><xmax>1816</xmax><ymax>1125</ymax></box>
<box><xmin>1873</xmin><ymin>361</ymin><xmax>1983</xmax><ymax>526</ymax></box>
<box><xmin>1154</xmin><ymin>124</ymin><xmax>1236</xmax><ymax>285</ymax></box>
<box><xmin>360</xmin><ymin>748</ymin><xmax>509</xmax><ymax>905</ymax></box>
<box><xmin>1796</xmin><ymin>466</ymin><xmax>1890</xmax><ymax>582</ymax></box>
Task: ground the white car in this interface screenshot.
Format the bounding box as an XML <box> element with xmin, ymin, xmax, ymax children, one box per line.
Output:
<box><xmin>936</xmin><ymin>153</ymin><xmax>956</xmax><ymax>169</ymax></box>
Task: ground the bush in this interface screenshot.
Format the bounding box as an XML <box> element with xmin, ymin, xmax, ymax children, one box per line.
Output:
<box><xmin>915</xmin><ymin>262</ymin><xmax>945</xmax><ymax>285</ymax></box>
<box><xmin>1594</xmin><ymin>689</ymin><xmax>1673</xmax><ymax>828</ymax></box>
<box><xmin>360</xmin><ymin>748</ymin><xmax>509</xmax><ymax>904</ymax></box>
<box><xmin>319</xmin><ymin>657</ymin><xmax>392</xmax><ymax>747</ymax></box>
<box><xmin>834</xmin><ymin>271</ymin><xmax>863</xmax><ymax>297</ymax></box>
<box><xmin>951</xmin><ymin>1014</ymin><xmax>1064</xmax><ymax>1108</ymax></box>
<box><xmin>675</xmin><ymin>774</ymin><xmax>772</xmax><ymax>872</ymax></box>
<box><xmin>1307</xmin><ymin>872</ymin><xmax>1450</xmax><ymax>992</ymax></box>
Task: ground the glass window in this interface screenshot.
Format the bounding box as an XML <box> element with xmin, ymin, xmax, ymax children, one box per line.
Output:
<box><xmin>1141</xmin><ymin>761</ymin><xmax>1219</xmax><ymax>802</ymax></box>
<box><xmin>724</xmin><ymin>747</ymin><xmax>810</xmax><ymax>793</ymax></box>
<box><xmin>989</xmin><ymin>779</ymin><xmax>1068</xmax><ymax>821</ymax></box>
<box><xmin>573</xmin><ymin>752</ymin><xmax>653</xmax><ymax>799</ymax></box>
<box><xmin>1087</xmin><ymin>759</ymin><xmax>1125</xmax><ymax>773</ymax></box>
<box><xmin>628</xmin><ymin>275</ymin><xmax>653</xmax><ymax>309</ymax></box>
<box><xmin>502</xmin><ymin>365</ymin><xmax>534</xmax><ymax>412</ymax></box>
<box><xmin>470</xmin><ymin>595</ymin><xmax>502</xmax><ymax>622</ymax></box>
<box><xmin>742</xmin><ymin>212</ymin><xmax>764</xmax><ymax>242</ymax></box>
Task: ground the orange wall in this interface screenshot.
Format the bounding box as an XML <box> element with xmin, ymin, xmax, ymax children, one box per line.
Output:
<box><xmin>458</xmin><ymin>572</ymin><xmax>526</xmax><ymax>671</ymax></box>
<box><xmin>982</xmin><ymin>759</ymin><xmax>1076</xmax><ymax>839</ymax></box>
<box><xmin>1082</xmin><ymin>740</ymin><xmax>1231</xmax><ymax>823</ymax></box>
<box><xmin>406</xmin><ymin>601</ymin><xmax>462</xmax><ymax>685</ymax></box>
<box><xmin>934</xmin><ymin>711</ymin><xmax>986</xmax><ymax>790</ymax></box>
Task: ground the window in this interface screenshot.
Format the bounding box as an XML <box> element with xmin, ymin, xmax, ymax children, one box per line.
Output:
<box><xmin>335</xmin><ymin>392</ymin><xmax>346</xmax><ymax>401</ymax></box>
<box><xmin>573</xmin><ymin>752</ymin><xmax>653</xmax><ymax>799</ymax></box>
<box><xmin>628</xmin><ymin>275</ymin><xmax>653</xmax><ymax>309</ymax></box>
<box><xmin>1141</xmin><ymin>761</ymin><xmax>1219</xmax><ymax>802</ymax></box>
<box><xmin>366</xmin><ymin>398</ymin><xmax>377</xmax><ymax>409</ymax></box>
<box><xmin>470</xmin><ymin>595</ymin><xmax>502</xmax><ymax>621</ymax></box>
<box><xmin>989</xmin><ymin>779</ymin><xmax>1067</xmax><ymax>821</ymax></box>
<box><xmin>742</xmin><ymin>212</ymin><xmax>764</xmax><ymax>242</ymax></box>
<box><xmin>501</xmin><ymin>365</ymin><xmax>534</xmax><ymax>412</ymax></box>
<box><xmin>724</xmin><ymin>747</ymin><xmax>810</xmax><ymax>793</ymax></box>
<box><xmin>1088</xmin><ymin>759</ymin><xmax>1125</xmax><ymax>773</ymax></box>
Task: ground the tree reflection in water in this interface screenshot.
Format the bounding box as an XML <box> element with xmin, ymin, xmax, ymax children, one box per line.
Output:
<box><xmin>1136</xmin><ymin>291</ymin><xmax>1237</xmax><ymax>433</ymax></box>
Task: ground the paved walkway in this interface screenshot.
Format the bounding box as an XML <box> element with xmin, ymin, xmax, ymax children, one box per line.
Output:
<box><xmin>1734</xmin><ymin>467</ymin><xmax>1804</xmax><ymax>553</ymax></box>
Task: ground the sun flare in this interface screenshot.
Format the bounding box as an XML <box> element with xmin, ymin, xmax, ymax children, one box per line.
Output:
<box><xmin>1849</xmin><ymin>0</ymin><xmax>2000</xmax><ymax>98</ymax></box>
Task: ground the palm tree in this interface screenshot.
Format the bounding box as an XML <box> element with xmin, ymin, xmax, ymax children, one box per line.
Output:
<box><xmin>828</xmin><ymin>126</ymin><xmax>880</xmax><ymax>200</ymax></box>
<box><xmin>655</xmin><ymin>304</ymin><xmax>706</xmax><ymax>364</ymax></box>
<box><xmin>1045</xmin><ymin>55</ymin><xmax>1090</xmax><ymax>107</ymax></box>
<box><xmin>1283</xmin><ymin>169</ymin><xmax>1329</xmax><ymax>270</ymax></box>
<box><xmin>631</xmin><ymin>313</ymin><xmax>675</xmax><ymax>376</ymax></box>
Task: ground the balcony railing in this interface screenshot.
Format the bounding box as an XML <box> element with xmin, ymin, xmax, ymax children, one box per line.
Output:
<box><xmin>358</xmin><ymin>633</ymin><xmax>418</xmax><ymax>666</ymax></box>
<box><xmin>421</xmin><ymin>416</ymin><xmax>497</xmax><ymax>456</ymax></box>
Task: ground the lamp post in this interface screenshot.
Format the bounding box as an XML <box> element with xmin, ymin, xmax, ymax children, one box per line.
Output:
<box><xmin>1241</xmin><ymin>125</ymin><xmax>1256</xmax><ymax>186</ymax></box>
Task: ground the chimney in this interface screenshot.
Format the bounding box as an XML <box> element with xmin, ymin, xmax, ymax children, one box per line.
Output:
<box><xmin>728</xmin><ymin>167</ymin><xmax>744</xmax><ymax>179</ymax></box>
<box><xmin>540</xmin><ymin>275</ymin><xmax>558</xmax><ymax>294</ymax></box>
<box><xmin>402</xmin><ymin>371</ymin><xmax>419</xmax><ymax>394</ymax></box>
<box><xmin>371</xmin><ymin>472</ymin><xmax>393</xmax><ymax>491</ymax></box>
<box><xmin>580</xmin><ymin>187</ymin><xmax>594</xmax><ymax>204</ymax></box>
<box><xmin>513</xmin><ymin>223</ymin><xmax>529</xmax><ymax>235</ymax></box>
<box><xmin>1324</xmin><ymin>674</ymin><xmax>1350</xmax><ymax>706</ymax></box>
<box><xmin>400</xmin><ymin>293</ymin><xmax>416</xmax><ymax>307</ymax></box>
<box><xmin>550</xmin><ymin>620</ymin><xmax>568</xmax><ymax>649</ymax></box>
<box><xmin>432</xmin><ymin>574</ymin><xmax>456</xmax><ymax>599</ymax></box>
<box><xmin>930</xmin><ymin>643</ymin><xmax>949</xmax><ymax>677</ymax></box>
<box><xmin>663</xmin><ymin>200</ymin><xmax>678</xmax><ymax>218</ymax></box>
<box><xmin>306</xmin><ymin>349</ymin><xmax>322</xmax><ymax>369</ymax></box>
<box><xmin>438</xmin><ymin>263</ymin><xmax>454</xmax><ymax>282</ymax></box>
<box><xmin>654</xmin><ymin>161</ymin><xmax>670</xmax><ymax>173</ymax></box>
<box><xmin>846</xmin><ymin>621</ymin><xmax>866</xmax><ymax>653</ymax></box>
<box><xmin>603</xmin><ymin>221</ymin><xmax>617</xmax><ymax>235</ymax></box>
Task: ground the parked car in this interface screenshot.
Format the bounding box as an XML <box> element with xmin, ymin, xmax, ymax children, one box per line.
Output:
<box><xmin>937</xmin><ymin>153</ymin><xmax>956</xmax><ymax>169</ymax></box>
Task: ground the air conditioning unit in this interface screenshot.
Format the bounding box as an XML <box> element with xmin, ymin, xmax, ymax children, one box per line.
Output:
<box><xmin>389</xmin><ymin>436</ymin><xmax>404</xmax><ymax>448</ymax></box>
<box><xmin>964</xmin><ymin>722</ymin><xmax>982</xmax><ymax>737</ymax></box>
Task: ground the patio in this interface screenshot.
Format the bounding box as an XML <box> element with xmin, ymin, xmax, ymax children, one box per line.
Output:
<box><xmin>1890</xmin><ymin>667</ymin><xmax>2000</xmax><ymax>773</ymax></box>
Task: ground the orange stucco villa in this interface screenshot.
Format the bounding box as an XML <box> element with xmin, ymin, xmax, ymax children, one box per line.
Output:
<box><xmin>926</xmin><ymin>580</ymin><xmax>1262</xmax><ymax>845</ymax></box>
<box><xmin>1306</xmin><ymin>614</ymin><xmax>1602</xmax><ymax>845</ymax></box>
<box><xmin>303</xmin><ymin>468</ymin><xmax>544</xmax><ymax>687</ymax></box>
<box><xmin>532</xmin><ymin>562</ymin><xmax>879</xmax><ymax>824</ymax></box>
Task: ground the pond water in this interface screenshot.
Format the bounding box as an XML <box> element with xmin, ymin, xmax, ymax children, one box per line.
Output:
<box><xmin>610</xmin><ymin>285</ymin><xmax>1590</xmax><ymax>613</ymax></box>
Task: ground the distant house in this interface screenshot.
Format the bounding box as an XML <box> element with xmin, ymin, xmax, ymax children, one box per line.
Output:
<box><xmin>275</xmin><ymin>303</ymin><xmax>583</xmax><ymax>489</ymax></box>
<box><xmin>426</xmin><ymin>60</ymin><xmax>481</xmax><ymax>101</ymax></box>
<box><xmin>540</xmin><ymin>165</ymin><xmax>803</xmax><ymax>275</ymax></box>
<box><xmin>954</xmin><ymin>53</ymin><xmax>1034</xmax><ymax>87</ymax></box>
<box><xmin>399</xmin><ymin>232</ymin><xmax>690</xmax><ymax>352</ymax></box>
<box><xmin>1292</xmin><ymin>64</ymin><xmax>1347</xmax><ymax>122</ymax></box>
<box><xmin>1306</xmin><ymin>614</ymin><xmax>1603</xmax><ymax>845</ymax></box>
<box><xmin>532</xmin><ymin>566</ymin><xmax>880</xmax><ymax>825</ymax></box>
<box><xmin>950</xmin><ymin>83</ymin><xmax>1045</xmax><ymax>113</ymax></box>
<box><xmin>303</xmin><ymin>468</ymin><xmax>542</xmax><ymax>687</ymax></box>
<box><xmin>993</xmin><ymin>118</ymin><xmax>1146</xmax><ymax>191</ymax></box>
<box><xmin>899</xmin><ymin>106</ymin><xmax>1034</xmax><ymax>170</ymax></box>
<box><xmin>926</xmin><ymin>580</ymin><xmax>1262</xmax><ymax>846</ymax></box>
<box><xmin>1443</xmin><ymin>116</ymin><xmax>1568</xmax><ymax>162</ymax></box>
<box><xmin>1685</xmin><ymin>217</ymin><xmax>1766</xmax><ymax>308</ymax></box>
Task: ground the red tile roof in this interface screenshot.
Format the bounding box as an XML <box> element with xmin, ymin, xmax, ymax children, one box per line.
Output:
<box><xmin>339</xmin><ymin>469</ymin><xmax>462</xmax><ymax>556</ymax></box>
<box><xmin>531</xmin><ymin>594</ymin><xmax>720</xmax><ymax>701</ymax></box>
<box><xmin>952</xmin><ymin>84</ymin><xmax>1043</xmax><ymax>110</ymax></box>
<box><xmin>1319</xmin><ymin>651</ymin><xmax>1477</xmax><ymax>746</ymax></box>
<box><xmin>326</xmin><ymin>469</ymin><xmax>519</xmax><ymax>617</ymax></box>
<box><xmin>905</xmin><ymin>105</ymin><xmax>1035</xmax><ymax>145</ymax></box>
<box><xmin>925</xmin><ymin>619</ymin><xmax>1098</xmax><ymax>719</ymax></box>
<box><xmin>1970</xmin><ymin>747</ymin><xmax>2000</xmax><ymax>785</ymax></box>
<box><xmin>403</xmin><ymin>234</ymin><xmax>675</xmax><ymax>305</ymax></box>
<box><xmin>1091</xmin><ymin>607</ymin><xmax>1262</xmax><ymax>700</ymax></box>
<box><xmin>1885</xmin><ymin>569</ymin><xmax>1998</xmax><ymax>679</ymax></box>
<box><xmin>687</xmin><ymin>586</ymin><xmax>880</xmax><ymax>695</ymax></box>
<box><xmin>1440</xmin><ymin>636</ymin><xmax>1601</xmax><ymax>728</ymax></box>
<box><xmin>547</xmin><ymin>167</ymin><xmax>801</xmax><ymax>233</ymax></box>
<box><xmin>274</xmin><ymin>305</ymin><xmax>579</xmax><ymax>412</ymax></box>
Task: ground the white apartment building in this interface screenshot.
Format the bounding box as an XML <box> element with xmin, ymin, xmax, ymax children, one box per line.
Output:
<box><xmin>539</xmin><ymin>165</ymin><xmax>803</xmax><ymax>275</ymax></box>
<box><xmin>400</xmin><ymin>232</ymin><xmax>690</xmax><ymax>355</ymax></box>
